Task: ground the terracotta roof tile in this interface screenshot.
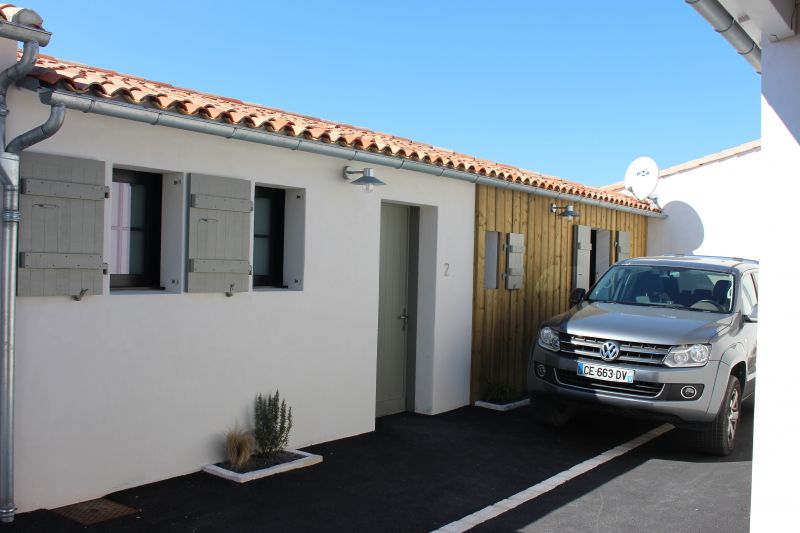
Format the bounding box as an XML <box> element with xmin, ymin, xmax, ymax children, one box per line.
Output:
<box><xmin>25</xmin><ymin>52</ymin><xmax>657</xmax><ymax>212</ymax></box>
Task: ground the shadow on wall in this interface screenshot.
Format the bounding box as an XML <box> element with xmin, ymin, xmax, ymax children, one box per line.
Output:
<box><xmin>655</xmin><ymin>201</ymin><xmax>704</xmax><ymax>254</ymax></box>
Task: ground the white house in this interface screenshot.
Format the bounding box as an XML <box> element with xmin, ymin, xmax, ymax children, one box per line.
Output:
<box><xmin>686</xmin><ymin>1</ymin><xmax>798</xmax><ymax>528</ymax></box>
<box><xmin>602</xmin><ymin>140</ymin><xmax>762</xmax><ymax>260</ymax></box>
<box><xmin>0</xmin><ymin>4</ymin><xmax>653</xmax><ymax>516</ymax></box>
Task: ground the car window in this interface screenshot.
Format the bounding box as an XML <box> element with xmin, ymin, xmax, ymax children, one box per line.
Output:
<box><xmin>740</xmin><ymin>273</ymin><xmax>757</xmax><ymax>315</ymax></box>
<box><xmin>588</xmin><ymin>265</ymin><xmax>735</xmax><ymax>313</ymax></box>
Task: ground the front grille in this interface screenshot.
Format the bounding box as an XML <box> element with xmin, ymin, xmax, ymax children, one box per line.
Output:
<box><xmin>560</xmin><ymin>334</ymin><xmax>671</xmax><ymax>367</ymax></box>
<box><xmin>554</xmin><ymin>369</ymin><xmax>664</xmax><ymax>398</ymax></box>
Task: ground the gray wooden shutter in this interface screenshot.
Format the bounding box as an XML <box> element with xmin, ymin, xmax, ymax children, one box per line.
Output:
<box><xmin>187</xmin><ymin>173</ymin><xmax>252</xmax><ymax>293</ymax></box>
<box><xmin>572</xmin><ymin>225</ymin><xmax>592</xmax><ymax>291</ymax></box>
<box><xmin>17</xmin><ymin>153</ymin><xmax>106</xmax><ymax>297</ymax></box>
<box><xmin>616</xmin><ymin>231</ymin><xmax>631</xmax><ymax>261</ymax></box>
<box><xmin>504</xmin><ymin>232</ymin><xmax>524</xmax><ymax>290</ymax></box>
<box><xmin>595</xmin><ymin>229</ymin><xmax>612</xmax><ymax>278</ymax></box>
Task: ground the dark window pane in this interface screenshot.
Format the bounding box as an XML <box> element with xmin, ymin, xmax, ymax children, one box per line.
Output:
<box><xmin>253</xmin><ymin>186</ymin><xmax>284</xmax><ymax>287</ymax></box>
<box><xmin>254</xmin><ymin>197</ymin><xmax>271</xmax><ymax>235</ymax></box>
<box><xmin>253</xmin><ymin>237</ymin><xmax>270</xmax><ymax>276</ymax></box>
<box><xmin>129</xmin><ymin>183</ymin><xmax>147</xmax><ymax>228</ymax></box>
<box><xmin>110</xmin><ymin>169</ymin><xmax>162</xmax><ymax>289</ymax></box>
<box><xmin>128</xmin><ymin>230</ymin><xmax>145</xmax><ymax>275</ymax></box>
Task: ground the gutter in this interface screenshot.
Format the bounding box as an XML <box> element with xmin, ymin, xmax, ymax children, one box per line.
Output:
<box><xmin>686</xmin><ymin>0</ymin><xmax>762</xmax><ymax>73</ymax></box>
<box><xmin>39</xmin><ymin>89</ymin><xmax>665</xmax><ymax>219</ymax></box>
<box><xmin>0</xmin><ymin>9</ymin><xmax>64</xmax><ymax>524</ymax></box>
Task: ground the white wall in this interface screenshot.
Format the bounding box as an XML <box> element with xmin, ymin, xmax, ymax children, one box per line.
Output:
<box><xmin>751</xmin><ymin>31</ymin><xmax>800</xmax><ymax>531</ymax></box>
<box><xmin>5</xmin><ymin>84</ymin><xmax>475</xmax><ymax>511</ymax></box>
<box><xmin>646</xmin><ymin>147</ymin><xmax>762</xmax><ymax>260</ymax></box>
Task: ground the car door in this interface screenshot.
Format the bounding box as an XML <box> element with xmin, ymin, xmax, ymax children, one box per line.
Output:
<box><xmin>739</xmin><ymin>270</ymin><xmax>758</xmax><ymax>396</ymax></box>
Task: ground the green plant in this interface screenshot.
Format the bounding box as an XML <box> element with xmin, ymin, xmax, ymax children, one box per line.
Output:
<box><xmin>254</xmin><ymin>390</ymin><xmax>293</xmax><ymax>457</ymax></box>
<box><xmin>485</xmin><ymin>382</ymin><xmax>520</xmax><ymax>404</ymax></box>
<box><xmin>225</xmin><ymin>428</ymin><xmax>254</xmax><ymax>470</ymax></box>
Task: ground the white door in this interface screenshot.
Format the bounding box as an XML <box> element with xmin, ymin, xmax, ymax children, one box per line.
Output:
<box><xmin>376</xmin><ymin>204</ymin><xmax>410</xmax><ymax>417</ymax></box>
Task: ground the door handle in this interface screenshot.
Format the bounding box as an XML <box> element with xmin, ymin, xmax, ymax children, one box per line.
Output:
<box><xmin>398</xmin><ymin>311</ymin><xmax>409</xmax><ymax>331</ymax></box>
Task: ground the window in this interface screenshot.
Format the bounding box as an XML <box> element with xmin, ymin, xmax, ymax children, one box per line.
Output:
<box><xmin>740</xmin><ymin>273</ymin><xmax>758</xmax><ymax>316</ymax></box>
<box><xmin>253</xmin><ymin>186</ymin><xmax>285</xmax><ymax>287</ymax></box>
<box><xmin>110</xmin><ymin>169</ymin><xmax>162</xmax><ymax>289</ymax></box>
<box><xmin>588</xmin><ymin>265</ymin><xmax>735</xmax><ymax>313</ymax></box>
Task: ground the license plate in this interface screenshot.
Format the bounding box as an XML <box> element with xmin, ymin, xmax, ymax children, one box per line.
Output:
<box><xmin>577</xmin><ymin>362</ymin><xmax>634</xmax><ymax>383</ymax></box>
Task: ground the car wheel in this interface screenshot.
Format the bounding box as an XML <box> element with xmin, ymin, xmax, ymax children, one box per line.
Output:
<box><xmin>697</xmin><ymin>375</ymin><xmax>741</xmax><ymax>456</ymax></box>
<box><xmin>530</xmin><ymin>394</ymin><xmax>573</xmax><ymax>427</ymax></box>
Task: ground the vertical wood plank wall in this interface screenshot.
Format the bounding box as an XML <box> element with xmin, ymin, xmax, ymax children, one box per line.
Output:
<box><xmin>470</xmin><ymin>185</ymin><xmax>648</xmax><ymax>401</ymax></box>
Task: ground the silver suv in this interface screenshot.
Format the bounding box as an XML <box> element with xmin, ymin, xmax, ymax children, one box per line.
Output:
<box><xmin>527</xmin><ymin>255</ymin><xmax>758</xmax><ymax>455</ymax></box>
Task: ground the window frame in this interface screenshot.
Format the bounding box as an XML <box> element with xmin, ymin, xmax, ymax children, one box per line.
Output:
<box><xmin>110</xmin><ymin>169</ymin><xmax>163</xmax><ymax>290</ymax></box>
<box><xmin>253</xmin><ymin>186</ymin><xmax>285</xmax><ymax>288</ymax></box>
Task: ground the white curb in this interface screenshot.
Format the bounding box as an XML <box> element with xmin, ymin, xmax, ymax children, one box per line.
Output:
<box><xmin>474</xmin><ymin>398</ymin><xmax>530</xmax><ymax>411</ymax></box>
<box><xmin>202</xmin><ymin>450</ymin><xmax>322</xmax><ymax>483</ymax></box>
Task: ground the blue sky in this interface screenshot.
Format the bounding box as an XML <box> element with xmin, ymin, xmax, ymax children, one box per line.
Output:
<box><xmin>27</xmin><ymin>1</ymin><xmax>760</xmax><ymax>186</ymax></box>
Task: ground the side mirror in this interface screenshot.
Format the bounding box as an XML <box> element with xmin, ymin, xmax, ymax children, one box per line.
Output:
<box><xmin>744</xmin><ymin>303</ymin><xmax>758</xmax><ymax>323</ymax></box>
<box><xmin>569</xmin><ymin>288</ymin><xmax>586</xmax><ymax>307</ymax></box>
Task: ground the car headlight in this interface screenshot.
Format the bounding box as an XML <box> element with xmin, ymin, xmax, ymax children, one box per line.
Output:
<box><xmin>538</xmin><ymin>327</ymin><xmax>561</xmax><ymax>352</ymax></box>
<box><xmin>664</xmin><ymin>344</ymin><xmax>711</xmax><ymax>367</ymax></box>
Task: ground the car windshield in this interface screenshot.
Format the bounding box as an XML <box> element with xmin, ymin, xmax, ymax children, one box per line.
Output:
<box><xmin>587</xmin><ymin>265</ymin><xmax>735</xmax><ymax>313</ymax></box>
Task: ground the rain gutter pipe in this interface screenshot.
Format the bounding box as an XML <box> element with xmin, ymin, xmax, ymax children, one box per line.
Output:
<box><xmin>0</xmin><ymin>11</ymin><xmax>64</xmax><ymax>524</ymax></box>
<box><xmin>40</xmin><ymin>90</ymin><xmax>664</xmax><ymax>219</ymax></box>
<box><xmin>686</xmin><ymin>0</ymin><xmax>762</xmax><ymax>72</ymax></box>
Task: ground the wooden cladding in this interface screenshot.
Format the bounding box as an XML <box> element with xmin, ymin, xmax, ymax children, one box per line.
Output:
<box><xmin>470</xmin><ymin>186</ymin><xmax>648</xmax><ymax>401</ymax></box>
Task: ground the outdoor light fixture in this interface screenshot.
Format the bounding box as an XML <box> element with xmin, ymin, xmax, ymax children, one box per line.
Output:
<box><xmin>551</xmin><ymin>203</ymin><xmax>579</xmax><ymax>221</ymax></box>
<box><xmin>343</xmin><ymin>166</ymin><xmax>386</xmax><ymax>192</ymax></box>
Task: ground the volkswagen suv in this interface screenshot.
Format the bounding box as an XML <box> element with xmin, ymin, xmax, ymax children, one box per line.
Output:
<box><xmin>527</xmin><ymin>255</ymin><xmax>758</xmax><ymax>455</ymax></box>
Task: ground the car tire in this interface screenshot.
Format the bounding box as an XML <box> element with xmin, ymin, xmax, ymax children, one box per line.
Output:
<box><xmin>530</xmin><ymin>394</ymin><xmax>573</xmax><ymax>427</ymax></box>
<box><xmin>697</xmin><ymin>375</ymin><xmax>741</xmax><ymax>456</ymax></box>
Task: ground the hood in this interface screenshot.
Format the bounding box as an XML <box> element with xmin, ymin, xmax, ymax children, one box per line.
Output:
<box><xmin>549</xmin><ymin>302</ymin><xmax>733</xmax><ymax>345</ymax></box>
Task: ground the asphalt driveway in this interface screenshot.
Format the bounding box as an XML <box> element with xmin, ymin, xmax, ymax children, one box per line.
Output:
<box><xmin>7</xmin><ymin>403</ymin><xmax>752</xmax><ymax>532</ymax></box>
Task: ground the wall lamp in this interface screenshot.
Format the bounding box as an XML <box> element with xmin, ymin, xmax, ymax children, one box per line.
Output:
<box><xmin>551</xmin><ymin>203</ymin><xmax>579</xmax><ymax>221</ymax></box>
<box><xmin>343</xmin><ymin>166</ymin><xmax>386</xmax><ymax>192</ymax></box>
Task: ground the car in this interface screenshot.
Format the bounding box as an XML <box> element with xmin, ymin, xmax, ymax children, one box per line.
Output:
<box><xmin>527</xmin><ymin>255</ymin><xmax>758</xmax><ymax>455</ymax></box>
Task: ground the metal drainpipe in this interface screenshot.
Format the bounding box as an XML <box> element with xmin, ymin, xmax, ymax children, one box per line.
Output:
<box><xmin>686</xmin><ymin>0</ymin><xmax>762</xmax><ymax>73</ymax></box>
<box><xmin>0</xmin><ymin>33</ymin><xmax>64</xmax><ymax>522</ymax></box>
<box><xmin>40</xmin><ymin>90</ymin><xmax>665</xmax><ymax>219</ymax></box>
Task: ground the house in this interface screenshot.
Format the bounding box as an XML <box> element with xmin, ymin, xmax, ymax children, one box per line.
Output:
<box><xmin>686</xmin><ymin>0</ymin><xmax>798</xmax><ymax>527</ymax></box>
<box><xmin>0</xmin><ymin>4</ymin><xmax>656</xmax><ymax>516</ymax></box>
<box><xmin>601</xmin><ymin>140</ymin><xmax>762</xmax><ymax>260</ymax></box>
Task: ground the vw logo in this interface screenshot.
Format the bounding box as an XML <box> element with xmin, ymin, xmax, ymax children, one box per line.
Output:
<box><xmin>599</xmin><ymin>341</ymin><xmax>620</xmax><ymax>361</ymax></box>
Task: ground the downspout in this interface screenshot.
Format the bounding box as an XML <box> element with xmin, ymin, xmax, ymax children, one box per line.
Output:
<box><xmin>0</xmin><ymin>10</ymin><xmax>61</xmax><ymax>524</ymax></box>
<box><xmin>686</xmin><ymin>0</ymin><xmax>762</xmax><ymax>73</ymax></box>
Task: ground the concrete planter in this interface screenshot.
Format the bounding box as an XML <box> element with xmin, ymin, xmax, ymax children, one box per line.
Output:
<box><xmin>202</xmin><ymin>450</ymin><xmax>322</xmax><ymax>483</ymax></box>
<box><xmin>474</xmin><ymin>398</ymin><xmax>530</xmax><ymax>412</ymax></box>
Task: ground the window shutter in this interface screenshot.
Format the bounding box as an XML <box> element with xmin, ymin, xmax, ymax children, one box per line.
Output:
<box><xmin>504</xmin><ymin>232</ymin><xmax>524</xmax><ymax>290</ymax></box>
<box><xmin>616</xmin><ymin>231</ymin><xmax>631</xmax><ymax>261</ymax></box>
<box><xmin>186</xmin><ymin>173</ymin><xmax>252</xmax><ymax>293</ymax></box>
<box><xmin>595</xmin><ymin>229</ymin><xmax>612</xmax><ymax>278</ymax></box>
<box><xmin>17</xmin><ymin>153</ymin><xmax>107</xmax><ymax>297</ymax></box>
<box><xmin>572</xmin><ymin>225</ymin><xmax>592</xmax><ymax>291</ymax></box>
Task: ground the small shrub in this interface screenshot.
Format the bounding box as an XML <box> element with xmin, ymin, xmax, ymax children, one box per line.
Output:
<box><xmin>225</xmin><ymin>429</ymin><xmax>254</xmax><ymax>470</ymax></box>
<box><xmin>254</xmin><ymin>390</ymin><xmax>293</xmax><ymax>457</ymax></box>
<box><xmin>485</xmin><ymin>382</ymin><xmax>520</xmax><ymax>404</ymax></box>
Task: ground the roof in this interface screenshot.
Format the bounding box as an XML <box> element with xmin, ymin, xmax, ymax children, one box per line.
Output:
<box><xmin>20</xmin><ymin>52</ymin><xmax>657</xmax><ymax>212</ymax></box>
<box><xmin>623</xmin><ymin>255</ymin><xmax>758</xmax><ymax>273</ymax></box>
<box><xmin>601</xmin><ymin>140</ymin><xmax>761</xmax><ymax>193</ymax></box>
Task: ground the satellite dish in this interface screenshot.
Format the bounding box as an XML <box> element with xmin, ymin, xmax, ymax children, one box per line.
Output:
<box><xmin>624</xmin><ymin>156</ymin><xmax>659</xmax><ymax>202</ymax></box>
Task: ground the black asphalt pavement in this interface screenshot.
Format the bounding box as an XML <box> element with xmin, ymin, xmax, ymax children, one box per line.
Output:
<box><xmin>6</xmin><ymin>403</ymin><xmax>752</xmax><ymax>533</ymax></box>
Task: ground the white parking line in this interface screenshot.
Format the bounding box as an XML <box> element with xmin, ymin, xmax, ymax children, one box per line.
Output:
<box><xmin>430</xmin><ymin>424</ymin><xmax>674</xmax><ymax>533</ymax></box>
